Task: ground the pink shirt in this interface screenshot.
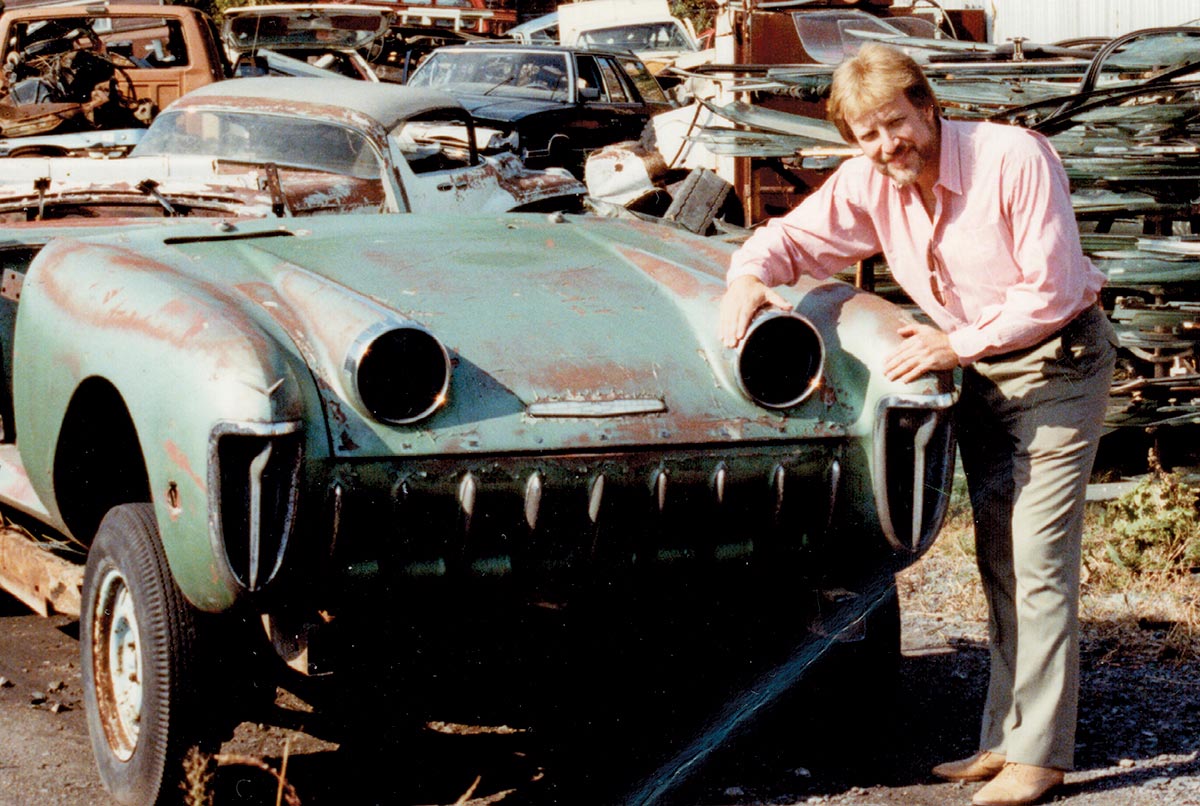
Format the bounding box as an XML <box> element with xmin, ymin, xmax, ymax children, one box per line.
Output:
<box><xmin>728</xmin><ymin>118</ymin><xmax>1106</xmax><ymax>364</ymax></box>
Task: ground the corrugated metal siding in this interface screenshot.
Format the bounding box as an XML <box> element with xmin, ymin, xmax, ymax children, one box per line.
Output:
<box><xmin>988</xmin><ymin>0</ymin><xmax>1200</xmax><ymax>43</ymax></box>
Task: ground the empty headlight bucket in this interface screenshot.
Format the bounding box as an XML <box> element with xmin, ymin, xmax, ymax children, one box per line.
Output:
<box><xmin>736</xmin><ymin>310</ymin><xmax>825</xmax><ymax>409</ymax></box>
<box><xmin>347</xmin><ymin>324</ymin><xmax>451</xmax><ymax>424</ymax></box>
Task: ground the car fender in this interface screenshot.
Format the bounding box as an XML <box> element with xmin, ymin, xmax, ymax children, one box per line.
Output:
<box><xmin>12</xmin><ymin>236</ymin><xmax>315</xmax><ymax>611</ymax></box>
<box><xmin>790</xmin><ymin>283</ymin><xmax>956</xmax><ymax>559</ymax></box>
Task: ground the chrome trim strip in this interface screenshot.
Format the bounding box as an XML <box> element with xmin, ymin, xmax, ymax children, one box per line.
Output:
<box><xmin>877</xmin><ymin>391</ymin><xmax>959</xmax><ymax>410</ymax></box>
<box><xmin>527</xmin><ymin>399</ymin><xmax>667</xmax><ymax>417</ymax></box>
<box><xmin>246</xmin><ymin>442</ymin><xmax>274</xmax><ymax>590</ymax></box>
<box><xmin>908</xmin><ymin>415</ymin><xmax>939</xmax><ymax>553</ymax></box>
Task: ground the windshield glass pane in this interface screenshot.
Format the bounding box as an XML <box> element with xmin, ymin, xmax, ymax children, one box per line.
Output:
<box><xmin>225</xmin><ymin>11</ymin><xmax>387</xmax><ymax>52</ymax></box>
<box><xmin>618</xmin><ymin>56</ymin><xmax>668</xmax><ymax>103</ymax></box>
<box><xmin>793</xmin><ymin>11</ymin><xmax>902</xmax><ymax>65</ymax></box>
<box><xmin>1098</xmin><ymin>31</ymin><xmax>1200</xmax><ymax>79</ymax></box>
<box><xmin>133</xmin><ymin>109</ymin><xmax>382</xmax><ymax>178</ymax></box>
<box><xmin>409</xmin><ymin>50</ymin><xmax>571</xmax><ymax>100</ymax></box>
<box><xmin>578</xmin><ymin>22</ymin><xmax>695</xmax><ymax>52</ymax></box>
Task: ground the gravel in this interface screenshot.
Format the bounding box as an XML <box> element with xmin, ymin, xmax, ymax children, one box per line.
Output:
<box><xmin>1</xmin><ymin>548</ymin><xmax>1199</xmax><ymax>806</ymax></box>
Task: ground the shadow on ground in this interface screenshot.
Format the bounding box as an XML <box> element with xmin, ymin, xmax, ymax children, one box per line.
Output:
<box><xmin>205</xmin><ymin>610</ymin><xmax>1200</xmax><ymax>806</ymax></box>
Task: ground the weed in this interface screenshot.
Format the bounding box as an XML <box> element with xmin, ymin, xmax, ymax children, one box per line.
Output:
<box><xmin>902</xmin><ymin>469</ymin><xmax>1200</xmax><ymax>664</ymax></box>
<box><xmin>181</xmin><ymin>748</ymin><xmax>214</xmax><ymax>806</ymax></box>
<box><xmin>1096</xmin><ymin>470</ymin><xmax>1200</xmax><ymax>580</ymax></box>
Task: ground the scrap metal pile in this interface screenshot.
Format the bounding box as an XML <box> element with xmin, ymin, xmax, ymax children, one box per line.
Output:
<box><xmin>673</xmin><ymin>23</ymin><xmax>1200</xmax><ymax>463</ymax></box>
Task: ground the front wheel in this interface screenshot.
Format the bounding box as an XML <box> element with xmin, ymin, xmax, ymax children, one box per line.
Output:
<box><xmin>82</xmin><ymin>504</ymin><xmax>199</xmax><ymax>806</ymax></box>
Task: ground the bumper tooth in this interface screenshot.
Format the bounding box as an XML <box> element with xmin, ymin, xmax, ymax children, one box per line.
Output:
<box><xmin>826</xmin><ymin>459</ymin><xmax>841</xmax><ymax>533</ymax></box>
<box><xmin>524</xmin><ymin>472</ymin><xmax>543</xmax><ymax>530</ymax></box>
<box><xmin>653</xmin><ymin>467</ymin><xmax>668</xmax><ymax>512</ymax></box>
<box><xmin>587</xmin><ymin>473</ymin><xmax>605</xmax><ymax>524</ymax></box>
<box><xmin>713</xmin><ymin>463</ymin><xmax>727</xmax><ymax>505</ymax></box>
<box><xmin>773</xmin><ymin>464</ymin><xmax>786</xmax><ymax>521</ymax></box>
<box><xmin>458</xmin><ymin>472</ymin><xmax>477</xmax><ymax>532</ymax></box>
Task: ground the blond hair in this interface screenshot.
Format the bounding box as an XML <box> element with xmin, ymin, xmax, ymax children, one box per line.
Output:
<box><xmin>827</xmin><ymin>43</ymin><xmax>940</xmax><ymax>143</ymax></box>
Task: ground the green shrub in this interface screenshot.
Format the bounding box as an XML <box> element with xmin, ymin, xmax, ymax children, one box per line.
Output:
<box><xmin>1100</xmin><ymin>471</ymin><xmax>1200</xmax><ymax>577</ymax></box>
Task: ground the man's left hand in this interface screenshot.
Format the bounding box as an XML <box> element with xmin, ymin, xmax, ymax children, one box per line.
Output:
<box><xmin>884</xmin><ymin>322</ymin><xmax>959</xmax><ymax>383</ymax></box>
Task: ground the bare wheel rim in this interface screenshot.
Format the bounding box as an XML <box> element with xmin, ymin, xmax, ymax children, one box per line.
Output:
<box><xmin>92</xmin><ymin>566</ymin><xmax>143</xmax><ymax>762</ymax></box>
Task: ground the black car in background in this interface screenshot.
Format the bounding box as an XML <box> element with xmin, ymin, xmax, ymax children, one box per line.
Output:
<box><xmin>407</xmin><ymin>43</ymin><xmax>673</xmax><ymax>175</ymax></box>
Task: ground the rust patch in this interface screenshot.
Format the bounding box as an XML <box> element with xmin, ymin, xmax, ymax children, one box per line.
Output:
<box><xmin>615</xmin><ymin>245</ymin><xmax>720</xmax><ymax>301</ymax></box>
<box><xmin>820</xmin><ymin>383</ymin><xmax>840</xmax><ymax>408</ymax></box>
<box><xmin>615</xmin><ymin>217</ymin><xmax>737</xmax><ymax>267</ymax></box>
<box><xmin>489</xmin><ymin>153</ymin><xmax>583</xmax><ymax>205</ymax></box>
<box><xmin>524</xmin><ymin>359</ymin><xmax>659</xmax><ymax>392</ymax></box>
<box><xmin>159</xmin><ymin>298</ymin><xmax>211</xmax><ymax>342</ymax></box>
<box><xmin>33</xmin><ymin>239</ymin><xmax>283</xmax><ymax>381</ymax></box>
<box><xmin>234</xmin><ymin>280</ymin><xmax>311</xmax><ymax>348</ymax></box>
<box><xmin>164</xmin><ymin>439</ymin><xmax>207</xmax><ymax>494</ymax></box>
<box><xmin>0</xmin><ymin>529</ymin><xmax>83</xmax><ymax>618</ymax></box>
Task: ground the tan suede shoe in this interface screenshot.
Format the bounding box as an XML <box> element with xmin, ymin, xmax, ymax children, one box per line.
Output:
<box><xmin>931</xmin><ymin>750</ymin><xmax>1007</xmax><ymax>782</ymax></box>
<box><xmin>971</xmin><ymin>763</ymin><xmax>1064</xmax><ymax>806</ymax></box>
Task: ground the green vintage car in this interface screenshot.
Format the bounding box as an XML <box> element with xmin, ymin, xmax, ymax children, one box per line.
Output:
<box><xmin>0</xmin><ymin>212</ymin><xmax>954</xmax><ymax>804</ymax></box>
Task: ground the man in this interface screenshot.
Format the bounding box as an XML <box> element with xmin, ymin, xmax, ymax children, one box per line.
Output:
<box><xmin>719</xmin><ymin>43</ymin><xmax>1116</xmax><ymax>806</ymax></box>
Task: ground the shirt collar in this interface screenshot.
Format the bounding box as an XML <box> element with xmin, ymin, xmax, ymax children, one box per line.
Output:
<box><xmin>936</xmin><ymin>118</ymin><xmax>964</xmax><ymax>197</ymax></box>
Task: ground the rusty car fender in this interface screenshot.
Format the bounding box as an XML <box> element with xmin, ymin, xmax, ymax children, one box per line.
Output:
<box><xmin>11</xmin><ymin>235</ymin><xmax>317</xmax><ymax>611</ymax></box>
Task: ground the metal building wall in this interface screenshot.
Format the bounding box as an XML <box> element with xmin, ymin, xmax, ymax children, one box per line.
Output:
<box><xmin>987</xmin><ymin>0</ymin><xmax>1200</xmax><ymax>43</ymax></box>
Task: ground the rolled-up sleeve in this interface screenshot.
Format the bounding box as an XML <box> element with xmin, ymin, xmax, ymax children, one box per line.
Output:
<box><xmin>727</xmin><ymin>161</ymin><xmax>884</xmax><ymax>287</ymax></box>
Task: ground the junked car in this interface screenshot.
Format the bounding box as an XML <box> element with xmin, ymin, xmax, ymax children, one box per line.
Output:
<box><xmin>406</xmin><ymin>42</ymin><xmax>674</xmax><ymax>175</ymax></box>
<box><xmin>0</xmin><ymin>77</ymin><xmax>585</xmax><ymax>221</ymax></box>
<box><xmin>0</xmin><ymin>208</ymin><xmax>955</xmax><ymax>805</ymax></box>
<box><xmin>0</xmin><ymin>3</ymin><xmax>228</xmax><ymax>147</ymax></box>
<box><xmin>510</xmin><ymin>0</ymin><xmax>705</xmax><ymax>74</ymax></box>
<box><xmin>221</xmin><ymin>4</ymin><xmax>392</xmax><ymax>81</ymax></box>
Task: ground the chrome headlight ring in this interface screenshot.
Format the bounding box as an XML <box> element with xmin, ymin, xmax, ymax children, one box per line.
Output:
<box><xmin>736</xmin><ymin>310</ymin><xmax>826</xmax><ymax>409</ymax></box>
<box><xmin>344</xmin><ymin>321</ymin><xmax>451</xmax><ymax>425</ymax></box>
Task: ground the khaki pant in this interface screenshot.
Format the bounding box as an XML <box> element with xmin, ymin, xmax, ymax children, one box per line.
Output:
<box><xmin>956</xmin><ymin>304</ymin><xmax>1117</xmax><ymax>770</ymax></box>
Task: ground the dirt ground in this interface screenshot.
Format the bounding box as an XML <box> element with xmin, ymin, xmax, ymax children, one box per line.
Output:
<box><xmin>0</xmin><ymin>558</ymin><xmax>1198</xmax><ymax>806</ymax></box>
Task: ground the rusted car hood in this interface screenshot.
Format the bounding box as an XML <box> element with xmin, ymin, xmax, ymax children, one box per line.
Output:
<box><xmin>27</xmin><ymin>213</ymin><xmax>932</xmax><ymax>460</ymax></box>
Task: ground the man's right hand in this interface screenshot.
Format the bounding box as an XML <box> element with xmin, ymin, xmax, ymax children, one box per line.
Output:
<box><xmin>719</xmin><ymin>275</ymin><xmax>793</xmax><ymax>348</ymax></box>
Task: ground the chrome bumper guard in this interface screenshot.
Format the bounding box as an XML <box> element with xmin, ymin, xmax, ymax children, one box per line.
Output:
<box><xmin>872</xmin><ymin>392</ymin><xmax>958</xmax><ymax>554</ymax></box>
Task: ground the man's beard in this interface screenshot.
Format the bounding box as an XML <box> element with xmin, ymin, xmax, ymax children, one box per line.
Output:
<box><xmin>874</xmin><ymin>143</ymin><xmax>928</xmax><ymax>187</ymax></box>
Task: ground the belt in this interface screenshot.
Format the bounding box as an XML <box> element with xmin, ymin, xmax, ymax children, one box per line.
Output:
<box><xmin>976</xmin><ymin>301</ymin><xmax>1101</xmax><ymax>365</ymax></box>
